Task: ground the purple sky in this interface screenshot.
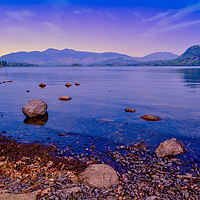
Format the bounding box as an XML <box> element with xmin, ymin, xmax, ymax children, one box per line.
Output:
<box><xmin>0</xmin><ymin>0</ymin><xmax>200</xmax><ymax>57</ymax></box>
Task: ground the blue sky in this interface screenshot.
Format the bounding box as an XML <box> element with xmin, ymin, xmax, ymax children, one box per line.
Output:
<box><xmin>0</xmin><ymin>0</ymin><xmax>200</xmax><ymax>56</ymax></box>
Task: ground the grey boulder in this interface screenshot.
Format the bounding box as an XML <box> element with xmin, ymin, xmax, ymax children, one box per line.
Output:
<box><xmin>155</xmin><ymin>138</ymin><xmax>186</xmax><ymax>157</ymax></box>
<box><xmin>79</xmin><ymin>164</ymin><xmax>119</xmax><ymax>188</ymax></box>
<box><xmin>22</xmin><ymin>99</ymin><xmax>48</xmax><ymax>118</ymax></box>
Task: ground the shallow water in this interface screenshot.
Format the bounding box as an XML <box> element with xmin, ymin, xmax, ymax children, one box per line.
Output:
<box><xmin>0</xmin><ymin>66</ymin><xmax>200</xmax><ymax>159</ymax></box>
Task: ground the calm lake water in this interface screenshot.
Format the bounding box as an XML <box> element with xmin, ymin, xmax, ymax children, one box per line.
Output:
<box><xmin>0</xmin><ymin>66</ymin><xmax>200</xmax><ymax>159</ymax></box>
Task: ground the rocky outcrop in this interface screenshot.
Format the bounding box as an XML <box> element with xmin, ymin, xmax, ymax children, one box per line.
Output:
<box><xmin>78</xmin><ymin>164</ymin><xmax>119</xmax><ymax>188</ymax></box>
<box><xmin>22</xmin><ymin>99</ymin><xmax>48</xmax><ymax>118</ymax></box>
<box><xmin>155</xmin><ymin>138</ymin><xmax>187</xmax><ymax>157</ymax></box>
<box><xmin>141</xmin><ymin>115</ymin><xmax>162</xmax><ymax>121</ymax></box>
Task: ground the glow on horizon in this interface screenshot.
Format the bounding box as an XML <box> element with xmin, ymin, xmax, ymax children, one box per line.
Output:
<box><xmin>0</xmin><ymin>0</ymin><xmax>200</xmax><ymax>57</ymax></box>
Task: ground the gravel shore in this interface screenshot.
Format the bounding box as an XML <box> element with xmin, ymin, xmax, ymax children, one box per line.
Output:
<box><xmin>0</xmin><ymin>135</ymin><xmax>199</xmax><ymax>199</ymax></box>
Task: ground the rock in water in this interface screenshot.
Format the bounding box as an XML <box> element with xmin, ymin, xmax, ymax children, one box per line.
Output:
<box><xmin>155</xmin><ymin>138</ymin><xmax>187</xmax><ymax>157</ymax></box>
<box><xmin>39</xmin><ymin>83</ymin><xmax>46</xmax><ymax>88</ymax></box>
<box><xmin>125</xmin><ymin>108</ymin><xmax>136</xmax><ymax>113</ymax></box>
<box><xmin>22</xmin><ymin>99</ymin><xmax>48</xmax><ymax>118</ymax></box>
<box><xmin>65</xmin><ymin>83</ymin><xmax>72</xmax><ymax>87</ymax></box>
<box><xmin>78</xmin><ymin>164</ymin><xmax>119</xmax><ymax>188</ymax></box>
<box><xmin>59</xmin><ymin>96</ymin><xmax>72</xmax><ymax>101</ymax></box>
<box><xmin>75</xmin><ymin>82</ymin><xmax>80</xmax><ymax>86</ymax></box>
<box><xmin>141</xmin><ymin>115</ymin><xmax>162</xmax><ymax>121</ymax></box>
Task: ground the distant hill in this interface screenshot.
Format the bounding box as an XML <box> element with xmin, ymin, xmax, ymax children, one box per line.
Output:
<box><xmin>134</xmin><ymin>52</ymin><xmax>178</xmax><ymax>62</ymax></box>
<box><xmin>135</xmin><ymin>45</ymin><xmax>200</xmax><ymax>66</ymax></box>
<box><xmin>0</xmin><ymin>48</ymin><xmax>178</xmax><ymax>66</ymax></box>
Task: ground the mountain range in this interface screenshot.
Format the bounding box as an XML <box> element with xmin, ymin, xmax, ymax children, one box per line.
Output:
<box><xmin>1</xmin><ymin>45</ymin><xmax>200</xmax><ymax>66</ymax></box>
<box><xmin>0</xmin><ymin>48</ymin><xmax>178</xmax><ymax>66</ymax></box>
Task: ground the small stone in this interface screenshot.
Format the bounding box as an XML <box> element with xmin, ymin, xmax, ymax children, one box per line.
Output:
<box><xmin>26</xmin><ymin>90</ymin><xmax>30</xmax><ymax>93</ymax></box>
<box><xmin>155</xmin><ymin>138</ymin><xmax>187</xmax><ymax>157</ymax></box>
<box><xmin>141</xmin><ymin>115</ymin><xmax>162</xmax><ymax>121</ymax></box>
<box><xmin>75</xmin><ymin>82</ymin><xmax>80</xmax><ymax>86</ymax></box>
<box><xmin>65</xmin><ymin>83</ymin><xmax>72</xmax><ymax>87</ymax></box>
<box><xmin>7</xmin><ymin>80</ymin><xmax>13</xmax><ymax>82</ymax></box>
<box><xmin>39</xmin><ymin>83</ymin><xmax>46</xmax><ymax>88</ymax></box>
<box><xmin>146</xmin><ymin>196</ymin><xmax>157</xmax><ymax>200</ymax></box>
<box><xmin>62</xmin><ymin>187</ymin><xmax>81</xmax><ymax>194</ymax></box>
<box><xmin>59</xmin><ymin>96</ymin><xmax>72</xmax><ymax>101</ymax></box>
<box><xmin>125</xmin><ymin>108</ymin><xmax>136</xmax><ymax>113</ymax></box>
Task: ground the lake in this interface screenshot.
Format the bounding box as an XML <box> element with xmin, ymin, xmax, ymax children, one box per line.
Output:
<box><xmin>0</xmin><ymin>66</ymin><xmax>200</xmax><ymax>160</ymax></box>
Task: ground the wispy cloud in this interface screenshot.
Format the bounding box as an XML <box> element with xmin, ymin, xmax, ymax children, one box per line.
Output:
<box><xmin>97</xmin><ymin>11</ymin><xmax>116</xmax><ymax>19</ymax></box>
<box><xmin>73</xmin><ymin>8</ymin><xmax>91</xmax><ymax>15</ymax></box>
<box><xmin>142</xmin><ymin>2</ymin><xmax>200</xmax><ymax>35</ymax></box>
<box><xmin>5</xmin><ymin>10</ymin><xmax>35</xmax><ymax>21</ymax></box>
<box><xmin>42</xmin><ymin>22</ymin><xmax>60</xmax><ymax>32</ymax></box>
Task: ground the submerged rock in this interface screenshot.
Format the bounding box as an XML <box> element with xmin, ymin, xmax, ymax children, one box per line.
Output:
<box><xmin>39</xmin><ymin>83</ymin><xmax>46</xmax><ymax>88</ymax></box>
<box><xmin>125</xmin><ymin>108</ymin><xmax>136</xmax><ymax>113</ymax></box>
<box><xmin>155</xmin><ymin>138</ymin><xmax>187</xmax><ymax>157</ymax></box>
<box><xmin>78</xmin><ymin>164</ymin><xmax>119</xmax><ymax>188</ymax></box>
<box><xmin>24</xmin><ymin>113</ymin><xmax>48</xmax><ymax>126</ymax></box>
<box><xmin>59</xmin><ymin>96</ymin><xmax>72</xmax><ymax>101</ymax></box>
<box><xmin>141</xmin><ymin>115</ymin><xmax>162</xmax><ymax>121</ymax></box>
<box><xmin>22</xmin><ymin>99</ymin><xmax>48</xmax><ymax>118</ymax></box>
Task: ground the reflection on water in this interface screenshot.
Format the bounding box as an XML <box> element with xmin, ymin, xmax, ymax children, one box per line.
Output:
<box><xmin>178</xmin><ymin>68</ymin><xmax>200</xmax><ymax>88</ymax></box>
<box><xmin>24</xmin><ymin>112</ymin><xmax>48</xmax><ymax>126</ymax></box>
<box><xmin>0</xmin><ymin>66</ymin><xmax>200</xmax><ymax>160</ymax></box>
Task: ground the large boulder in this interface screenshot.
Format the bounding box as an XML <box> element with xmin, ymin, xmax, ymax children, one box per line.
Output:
<box><xmin>78</xmin><ymin>164</ymin><xmax>119</xmax><ymax>188</ymax></box>
<box><xmin>22</xmin><ymin>99</ymin><xmax>48</xmax><ymax>118</ymax></box>
<box><xmin>155</xmin><ymin>138</ymin><xmax>187</xmax><ymax>157</ymax></box>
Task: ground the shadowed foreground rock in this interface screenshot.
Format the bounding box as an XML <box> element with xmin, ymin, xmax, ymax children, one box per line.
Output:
<box><xmin>79</xmin><ymin>164</ymin><xmax>119</xmax><ymax>188</ymax></box>
<box><xmin>0</xmin><ymin>193</ymin><xmax>36</xmax><ymax>200</ymax></box>
<box><xmin>141</xmin><ymin>114</ymin><xmax>162</xmax><ymax>121</ymax></box>
<box><xmin>24</xmin><ymin>113</ymin><xmax>48</xmax><ymax>126</ymax></box>
<box><xmin>22</xmin><ymin>99</ymin><xmax>48</xmax><ymax>118</ymax></box>
<box><xmin>155</xmin><ymin>138</ymin><xmax>187</xmax><ymax>157</ymax></box>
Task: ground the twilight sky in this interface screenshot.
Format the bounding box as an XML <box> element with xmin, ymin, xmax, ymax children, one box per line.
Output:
<box><xmin>0</xmin><ymin>0</ymin><xmax>200</xmax><ymax>57</ymax></box>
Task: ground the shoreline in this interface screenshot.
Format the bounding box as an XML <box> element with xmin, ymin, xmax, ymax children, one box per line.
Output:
<box><xmin>0</xmin><ymin>135</ymin><xmax>199</xmax><ymax>199</ymax></box>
